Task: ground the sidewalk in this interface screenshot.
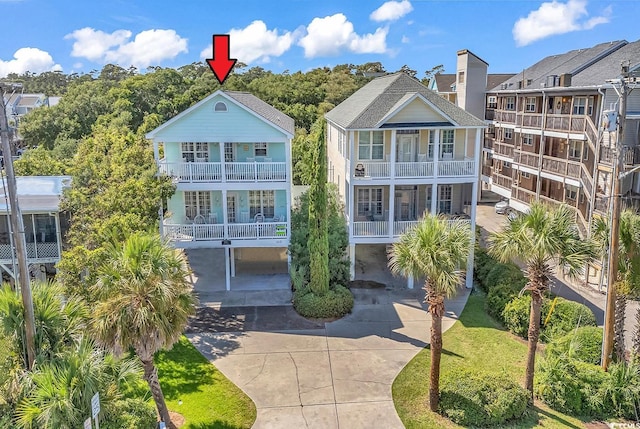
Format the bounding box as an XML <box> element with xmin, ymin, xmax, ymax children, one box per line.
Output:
<box><xmin>187</xmin><ymin>286</ymin><xmax>470</xmax><ymax>429</ymax></box>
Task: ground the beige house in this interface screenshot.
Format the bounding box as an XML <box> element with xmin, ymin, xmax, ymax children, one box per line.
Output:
<box><xmin>325</xmin><ymin>72</ymin><xmax>486</xmax><ymax>288</ymax></box>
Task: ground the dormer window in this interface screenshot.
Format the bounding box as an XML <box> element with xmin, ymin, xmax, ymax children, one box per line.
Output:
<box><xmin>214</xmin><ymin>102</ymin><xmax>227</xmax><ymax>112</ymax></box>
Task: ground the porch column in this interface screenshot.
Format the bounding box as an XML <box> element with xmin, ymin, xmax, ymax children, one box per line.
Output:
<box><xmin>219</xmin><ymin>142</ymin><xmax>226</xmax><ymax>183</ymax></box>
<box><xmin>230</xmin><ymin>248</ymin><xmax>236</xmax><ymax>277</ymax></box>
<box><xmin>54</xmin><ymin>213</ymin><xmax>62</xmax><ymax>260</ymax></box>
<box><xmin>390</xmin><ymin>129</ymin><xmax>397</xmax><ymax>177</ymax></box>
<box><xmin>349</xmin><ymin>244</ymin><xmax>356</xmax><ymax>280</ymax></box>
<box><xmin>466</xmin><ymin>180</ymin><xmax>479</xmax><ymax>289</ymax></box>
<box><xmin>221</xmin><ymin>190</ymin><xmax>228</xmax><ymax>239</ymax></box>
<box><xmin>224</xmin><ymin>247</ymin><xmax>231</xmax><ymax>291</ymax></box>
<box><xmin>153</xmin><ymin>140</ymin><xmax>160</xmax><ymax>163</ymax></box>
<box><xmin>348</xmin><ymin>183</ymin><xmax>355</xmax><ymax>244</ymax></box>
<box><xmin>433</xmin><ymin>129</ymin><xmax>440</xmax><ymax>177</ymax></box>
<box><xmin>431</xmin><ymin>184</ymin><xmax>438</xmax><ymax>214</ymax></box>
<box><xmin>388</xmin><ymin>184</ymin><xmax>395</xmax><ymax>238</ymax></box>
<box><xmin>407</xmin><ymin>275</ymin><xmax>414</xmax><ymax>289</ymax></box>
<box><xmin>464</xmin><ymin>128</ymin><xmax>468</xmax><ymax>159</ymax></box>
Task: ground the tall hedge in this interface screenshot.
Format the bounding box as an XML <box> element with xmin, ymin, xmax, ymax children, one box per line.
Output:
<box><xmin>307</xmin><ymin>119</ymin><xmax>329</xmax><ymax>295</ymax></box>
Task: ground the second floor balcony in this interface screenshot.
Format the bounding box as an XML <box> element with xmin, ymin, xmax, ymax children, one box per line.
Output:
<box><xmin>159</xmin><ymin>159</ymin><xmax>288</xmax><ymax>183</ymax></box>
<box><xmin>351</xmin><ymin>158</ymin><xmax>476</xmax><ymax>180</ymax></box>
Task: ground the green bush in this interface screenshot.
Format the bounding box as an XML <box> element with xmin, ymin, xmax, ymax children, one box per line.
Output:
<box><xmin>541</xmin><ymin>298</ymin><xmax>597</xmax><ymax>342</ymax></box>
<box><xmin>474</xmin><ymin>249</ymin><xmax>497</xmax><ymax>291</ymax></box>
<box><xmin>485</xmin><ymin>263</ymin><xmax>525</xmax><ymax>292</ymax></box>
<box><xmin>103</xmin><ymin>398</ymin><xmax>157</xmax><ymax>429</ymax></box>
<box><xmin>440</xmin><ymin>369</ymin><xmax>529</xmax><ymax>427</ymax></box>
<box><xmin>486</xmin><ymin>283</ymin><xmax>521</xmax><ymax>323</ymax></box>
<box><xmin>535</xmin><ymin>356</ymin><xmax>607</xmax><ymax>418</ymax></box>
<box><xmin>502</xmin><ymin>295</ymin><xmax>535</xmax><ymax>338</ymax></box>
<box><xmin>545</xmin><ymin>326</ymin><xmax>603</xmax><ymax>365</ymax></box>
<box><xmin>599</xmin><ymin>361</ymin><xmax>640</xmax><ymax>420</ymax></box>
<box><xmin>502</xmin><ymin>296</ymin><xmax>597</xmax><ymax>342</ymax></box>
<box><xmin>293</xmin><ymin>285</ymin><xmax>354</xmax><ymax>319</ymax></box>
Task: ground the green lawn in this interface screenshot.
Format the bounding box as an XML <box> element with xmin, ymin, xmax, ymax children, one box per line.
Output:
<box><xmin>156</xmin><ymin>336</ymin><xmax>256</xmax><ymax>429</ymax></box>
<box><xmin>392</xmin><ymin>292</ymin><xmax>590</xmax><ymax>429</ymax></box>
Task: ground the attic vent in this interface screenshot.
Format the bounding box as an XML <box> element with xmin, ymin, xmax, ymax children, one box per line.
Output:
<box><xmin>214</xmin><ymin>102</ymin><xmax>228</xmax><ymax>112</ymax></box>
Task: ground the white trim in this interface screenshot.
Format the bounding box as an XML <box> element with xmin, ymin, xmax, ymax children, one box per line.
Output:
<box><xmin>146</xmin><ymin>90</ymin><xmax>294</xmax><ymax>140</ymax></box>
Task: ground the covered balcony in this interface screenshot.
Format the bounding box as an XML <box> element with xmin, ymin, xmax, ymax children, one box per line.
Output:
<box><xmin>158</xmin><ymin>159</ymin><xmax>287</xmax><ymax>183</ymax></box>
<box><xmin>0</xmin><ymin>213</ymin><xmax>61</xmax><ymax>264</ymax></box>
<box><xmin>350</xmin><ymin>184</ymin><xmax>473</xmax><ymax>239</ymax></box>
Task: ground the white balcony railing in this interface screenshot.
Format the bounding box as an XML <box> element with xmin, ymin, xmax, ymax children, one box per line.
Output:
<box><xmin>0</xmin><ymin>242</ymin><xmax>60</xmax><ymax>261</ymax></box>
<box><xmin>158</xmin><ymin>161</ymin><xmax>287</xmax><ymax>183</ymax></box>
<box><xmin>352</xmin><ymin>159</ymin><xmax>476</xmax><ymax>179</ymax></box>
<box><xmin>393</xmin><ymin>220</ymin><xmax>417</xmax><ymax>236</ymax></box>
<box><xmin>353</xmin><ymin>162</ymin><xmax>390</xmax><ymax>179</ymax></box>
<box><xmin>164</xmin><ymin>222</ymin><xmax>288</xmax><ymax>242</ymax></box>
<box><xmin>352</xmin><ymin>221</ymin><xmax>388</xmax><ymax>237</ymax></box>
<box><xmin>438</xmin><ymin>160</ymin><xmax>476</xmax><ymax>177</ymax></box>
<box><xmin>159</xmin><ymin>161</ymin><xmax>222</xmax><ymax>182</ymax></box>
<box><xmin>225</xmin><ymin>162</ymin><xmax>287</xmax><ymax>182</ymax></box>
<box><xmin>395</xmin><ymin>162</ymin><xmax>434</xmax><ymax>178</ymax></box>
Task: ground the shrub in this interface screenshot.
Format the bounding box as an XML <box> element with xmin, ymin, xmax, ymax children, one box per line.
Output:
<box><xmin>541</xmin><ymin>298</ymin><xmax>597</xmax><ymax>342</ymax></box>
<box><xmin>293</xmin><ymin>285</ymin><xmax>354</xmax><ymax>319</ymax></box>
<box><xmin>502</xmin><ymin>296</ymin><xmax>597</xmax><ymax>342</ymax></box>
<box><xmin>485</xmin><ymin>263</ymin><xmax>525</xmax><ymax>292</ymax></box>
<box><xmin>486</xmin><ymin>283</ymin><xmax>521</xmax><ymax>323</ymax></box>
<box><xmin>599</xmin><ymin>361</ymin><xmax>640</xmax><ymax>420</ymax></box>
<box><xmin>545</xmin><ymin>326</ymin><xmax>603</xmax><ymax>365</ymax></box>
<box><xmin>535</xmin><ymin>356</ymin><xmax>608</xmax><ymax>418</ymax></box>
<box><xmin>440</xmin><ymin>369</ymin><xmax>529</xmax><ymax>427</ymax></box>
<box><xmin>502</xmin><ymin>295</ymin><xmax>534</xmax><ymax>338</ymax></box>
<box><xmin>103</xmin><ymin>398</ymin><xmax>157</xmax><ymax>429</ymax></box>
<box><xmin>474</xmin><ymin>249</ymin><xmax>497</xmax><ymax>291</ymax></box>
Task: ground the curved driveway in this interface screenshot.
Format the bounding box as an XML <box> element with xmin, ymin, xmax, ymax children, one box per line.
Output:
<box><xmin>188</xmin><ymin>287</ymin><xmax>470</xmax><ymax>429</ymax></box>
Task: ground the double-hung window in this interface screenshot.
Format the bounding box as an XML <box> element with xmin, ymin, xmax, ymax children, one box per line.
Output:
<box><xmin>254</xmin><ymin>142</ymin><xmax>267</xmax><ymax>157</ymax></box>
<box><xmin>504</xmin><ymin>129</ymin><xmax>513</xmax><ymax>141</ymax></box>
<box><xmin>249</xmin><ymin>190</ymin><xmax>275</xmax><ymax>219</ymax></box>
<box><xmin>358</xmin><ymin>131</ymin><xmax>384</xmax><ymax>160</ymax></box>
<box><xmin>568</xmin><ymin>140</ymin><xmax>582</xmax><ymax>159</ymax></box>
<box><xmin>357</xmin><ymin>188</ymin><xmax>383</xmax><ymax>217</ymax></box>
<box><xmin>565</xmin><ymin>185</ymin><xmax>578</xmax><ymax>201</ymax></box>
<box><xmin>487</xmin><ymin>96</ymin><xmax>497</xmax><ymax>109</ymax></box>
<box><xmin>522</xmin><ymin>134</ymin><xmax>534</xmax><ymax>146</ymax></box>
<box><xmin>573</xmin><ymin>97</ymin><xmax>587</xmax><ymax>115</ymax></box>
<box><xmin>182</xmin><ymin>142</ymin><xmax>208</xmax><ymax>162</ymax></box>
<box><xmin>440</xmin><ymin>130</ymin><xmax>454</xmax><ymax>157</ymax></box>
<box><xmin>506</xmin><ymin>97</ymin><xmax>515</xmax><ymax>110</ymax></box>
<box><xmin>525</xmin><ymin>97</ymin><xmax>536</xmax><ymax>112</ymax></box>
<box><xmin>185</xmin><ymin>191</ymin><xmax>211</xmax><ymax>219</ymax></box>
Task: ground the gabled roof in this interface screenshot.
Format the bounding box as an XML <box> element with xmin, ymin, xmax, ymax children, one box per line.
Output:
<box><xmin>573</xmin><ymin>39</ymin><xmax>640</xmax><ymax>86</ymax></box>
<box><xmin>434</xmin><ymin>74</ymin><xmax>456</xmax><ymax>92</ymax></box>
<box><xmin>146</xmin><ymin>90</ymin><xmax>294</xmax><ymax>139</ymax></box>
<box><xmin>491</xmin><ymin>40</ymin><xmax>628</xmax><ymax>91</ymax></box>
<box><xmin>487</xmin><ymin>74</ymin><xmax>516</xmax><ymax>91</ymax></box>
<box><xmin>325</xmin><ymin>72</ymin><xmax>485</xmax><ymax>129</ymax></box>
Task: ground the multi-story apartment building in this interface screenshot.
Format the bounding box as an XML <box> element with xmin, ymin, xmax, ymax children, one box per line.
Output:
<box><xmin>325</xmin><ymin>72</ymin><xmax>486</xmax><ymax>288</ymax></box>
<box><xmin>146</xmin><ymin>90</ymin><xmax>294</xmax><ymax>291</ymax></box>
<box><xmin>480</xmin><ymin>40</ymin><xmax>640</xmax><ymax>241</ymax></box>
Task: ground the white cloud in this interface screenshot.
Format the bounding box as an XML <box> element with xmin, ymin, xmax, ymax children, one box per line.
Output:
<box><xmin>513</xmin><ymin>0</ymin><xmax>611</xmax><ymax>46</ymax></box>
<box><xmin>401</xmin><ymin>35</ymin><xmax>410</xmax><ymax>44</ymax></box>
<box><xmin>298</xmin><ymin>13</ymin><xmax>388</xmax><ymax>58</ymax></box>
<box><xmin>199</xmin><ymin>20</ymin><xmax>294</xmax><ymax>64</ymax></box>
<box><xmin>370</xmin><ymin>0</ymin><xmax>413</xmax><ymax>22</ymax></box>
<box><xmin>0</xmin><ymin>47</ymin><xmax>60</xmax><ymax>77</ymax></box>
<box><xmin>66</xmin><ymin>27</ymin><xmax>188</xmax><ymax>68</ymax></box>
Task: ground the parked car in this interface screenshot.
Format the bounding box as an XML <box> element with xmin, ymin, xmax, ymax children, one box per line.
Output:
<box><xmin>495</xmin><ymin>199</ymin><xmax>509</xmax><ymax>214</ymax></box>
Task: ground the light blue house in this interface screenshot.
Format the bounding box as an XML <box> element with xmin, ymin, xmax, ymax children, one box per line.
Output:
<box><xmin>146</xmin><ymin>90</ymin><xmax>294</xmax><ymax>290</ymax></box>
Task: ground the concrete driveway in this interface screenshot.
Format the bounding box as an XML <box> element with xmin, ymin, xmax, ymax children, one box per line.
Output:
<box><xmin>187</xmin><ymin>287</ymin><xmax>470</xmax><ymax>429</ymax></box>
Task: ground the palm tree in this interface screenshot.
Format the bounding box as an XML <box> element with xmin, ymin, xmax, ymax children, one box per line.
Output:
<box><xmin>489</xmin><ymin>202</ymin><xmax>596</xmax><ymax>397</ymax></box>
<box><xmin>592</xmin><ymin>210</ymin><xmax>640</xmax><ymax>362</ymax></box>
<box><xmin>388</xmin><ymin>213</ymin><xmax>471</xmax><ymax>411</ymax></box>
<box><xmin>91</xmin><ymin>232</ymin><xmax>197</xmax><ymax>429</ymax></box>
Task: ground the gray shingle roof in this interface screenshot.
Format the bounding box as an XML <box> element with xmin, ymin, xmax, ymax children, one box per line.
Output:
<box><xmin>325</xmin><ymin>72</ymin><xmax>485</xmax><ymax>129</ymax></box>
<box><xmin>491</xmin><ymin>40</ymin><xmax>628</xmax><ymax>91</ymax></box>
<box><xmin>223</xmin><ymin>90</ymin><xmax>295</xmax><ymax>135</ymax></box>
<box><xmin>434</xmin><ymin>74</ymin><xmax>456</xmax><ymax>92</ymax></box>
<box><xmin>573</xmin><ymin>39</ymin><xmax>640</xmax><ymax>86</ymax></box>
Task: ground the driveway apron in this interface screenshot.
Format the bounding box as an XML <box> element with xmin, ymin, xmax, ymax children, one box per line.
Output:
<box><xmin>187</xmin><ymin>287</ymin><xmax>470</xmax><ymax>429</ymax></box>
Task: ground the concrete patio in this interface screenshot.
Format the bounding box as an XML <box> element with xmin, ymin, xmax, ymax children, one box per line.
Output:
<box><xmin>187</xmin><ymin>286</ymin><xmax>470</xmax><ymax>428</ymax></box>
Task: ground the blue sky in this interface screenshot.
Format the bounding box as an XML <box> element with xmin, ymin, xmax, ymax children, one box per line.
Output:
<box><xmin>1</xmin><ymin>0</ymin><xmax>638</xmax><ymax>79</ymax></box>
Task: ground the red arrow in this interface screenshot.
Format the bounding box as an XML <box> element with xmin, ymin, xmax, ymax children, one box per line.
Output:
<box><xmin>206</xmin><ymin>34</ymin><xmax>237</xmax><ymax>85</ymax></box>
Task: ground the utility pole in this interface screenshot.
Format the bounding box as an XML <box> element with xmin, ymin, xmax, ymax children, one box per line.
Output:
<box><xmin>0</xmin><ymin>84</ymin><xmax>36</xmax><ymax>369</ymax></box>
<box><xmin>601</xmin><ymin>66</ymin><xmax>629</xmax><ymax>370</ymax></box>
